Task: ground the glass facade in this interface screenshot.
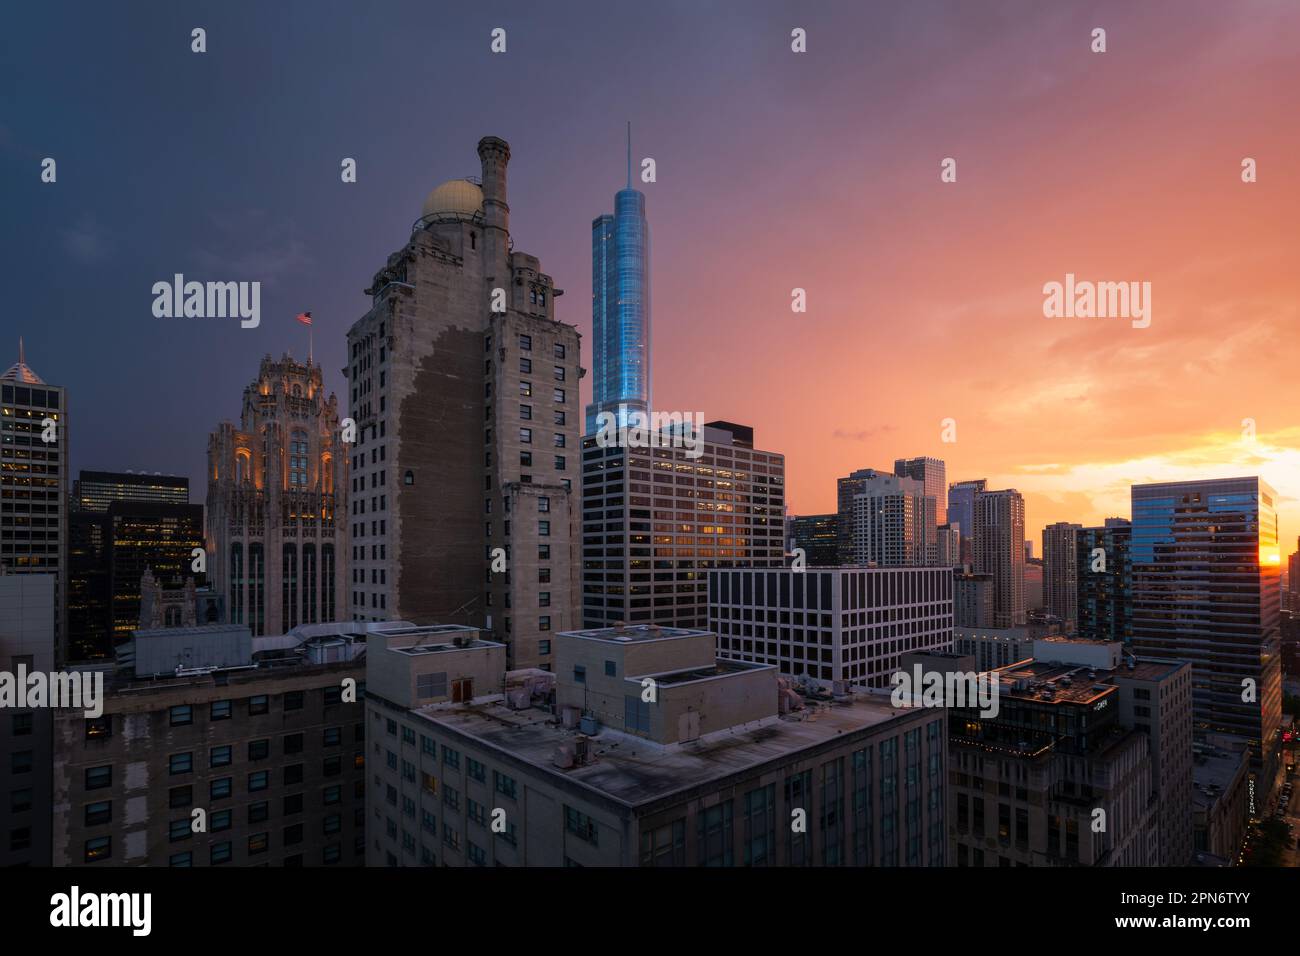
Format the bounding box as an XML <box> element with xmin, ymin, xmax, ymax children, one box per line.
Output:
<box><xmin>1130</xmin><ymin>477</ymin><xmax>1282</xmax><ymax>781</ymax></box>
<box><xmin>586</xmin><ymin>182</ymin><xmax>651</xmax><ymax>434</ymax></box>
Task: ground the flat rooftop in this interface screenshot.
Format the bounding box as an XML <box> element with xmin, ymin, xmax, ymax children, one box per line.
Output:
<box><xmin>992</xmin><ymin>657</ymin><xmax>1179</xmax><ymax>705</ymax></box>
<box><xmin>562</xmin><ymin>624</ymin><xmax>708</xmax><ymax>644</ymax></box>
<box><xmin>647</xmin><ymin>659</ymin><xmax>772</xmax><ymax>687</ymax></box>
<box><xmin>414</xmin><ymin>691</ymin><xmax>923</xmax><ymax>808</ymax></box>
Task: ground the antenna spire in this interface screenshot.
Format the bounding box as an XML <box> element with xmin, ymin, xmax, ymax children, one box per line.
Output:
<box><xmin>18</xmin><ymin>337</ymin><xmax>24</xmax><ymax>367</ymax></box>
<box><xmin>626</xmin><ymin>121</ymin><xmax>632</xmax><ymax>189</ymax></box>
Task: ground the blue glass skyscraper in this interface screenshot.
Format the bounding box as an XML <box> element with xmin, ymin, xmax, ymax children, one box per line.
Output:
<box><xmin>586</xmin><ymin>125</ymin><xmax>651</xmax><ymax>433</ymax></box>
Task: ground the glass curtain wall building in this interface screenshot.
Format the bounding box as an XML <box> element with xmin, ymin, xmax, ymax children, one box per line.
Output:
<box><xmin>1130</xmin><ymin>477</ymin><xmax>1282</xmax><ymax>787</ymax></box>
<box><xmin>586</xmin><ymin>126</ymin><xmax>651</xmax><ymax>434</ymax></box>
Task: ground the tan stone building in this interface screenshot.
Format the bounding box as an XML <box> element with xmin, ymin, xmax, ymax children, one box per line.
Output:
<box><xmin>366</xmin><ymin>622</ymin><xmax>949</xmax><ymax>867</ymax></box>
<box><xmin>206</xmin><ymin>355</ymin><xmax>348</xmax><ymax>637</ymax></box>
<box><xmin>344</xmin><ymin>137</ymin><xmax>582</xmax><ymax>672</ymax></box>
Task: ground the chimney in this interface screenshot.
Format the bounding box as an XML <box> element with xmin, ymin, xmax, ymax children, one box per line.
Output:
<box><xmin>477</xmin><ymin>136</ymin><xmax>510</xmax><ymax>237</ymax></box>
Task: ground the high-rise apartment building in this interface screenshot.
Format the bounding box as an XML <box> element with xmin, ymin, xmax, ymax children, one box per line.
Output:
<box><xmin>73</xmin><ymin>470</ymin><xmax>188</xmax><ymax>512</ymax></box>
<box><xmin>839</xmin><ymin>469</ymin><xmax>936</xmax><ymax>567</ymax></box>
<box><xmin>207</xmin><ymin>355</ymin><xmax>348</xmax><ymax>638</ymax></box>
<box><xmin>936</xmin><ymin>522</ymin><xmax>961</xmax><ymax>566</ymax></box>
<box><xmin>1041</xmin><ymin>522</ymin><xmax>1082</xmax><ymax>634</ymax></box>
<box><xmin>344</xmin><ymin>138</ymin><xmax>581</xmax><ymax>672</ymax></box>
<box><xmin>2</xmin><ymin>343</ymin><xmax>68</xmax><ymax>661</ymax></box>
<box><xmin>972</xmin><ymin>488</ymin><xmax>1026</xmax><ymax>627</ymax></box>
<box><xmin>709</xmin><ymin>566</ymin><xmax>953</xmax><ymax>688</ymax></box>
<box><xmin>586</xmin><ymin>128</ymin><xmax>650</xmax><ymax>434</ymax></box>
<box><xmin>581</xmin><ymin>421</ymin><xmax>785</xmax><ymax>630</ymax></box>
<box><xmin>894</xmin><ymin>456</ymin><xmax>946</xmax><ymax>525</ymax></box>
<box><xmin>947</xmin><ymin>479</ymin><xmax>986</xmax><ymax>566</ymax></box>
<box><xmin>1076</xmin><ymin>520</ymin><xmax>1132</xmax><ymax>644</ymax></box>
<box><xmin>1130</xmin><ymin>477</ymin><xmax>1283</xmax><ymax>787</ymax></box>
<box><xmin>953</xmin><ymin>568</ymin><xmax>994</xmax><ymax>628</ymax></box>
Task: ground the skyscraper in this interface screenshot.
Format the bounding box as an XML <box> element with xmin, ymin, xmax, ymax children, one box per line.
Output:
<box><xmin>894</xmin><ymin>456</ymin><xmax>946</xmax><ymax>525</ymax></box>
<box><xmin>1075</xmin><ymin>519</ymin><xmax>1132</xmax><ymax>644</ymax></box>
<box><xmin>206</xmin><ymin>354</ymin><xmax>349</xmax><ymax>638</ymax></box>
<box><xmin>345</xmin><ymin>138</ymin><xmax>581</xmax><ymax>670</ymax></box>
<box><xmin>73</xmin><ymin>470</ymin><xmax>188</xmax><ymax>512</ymax></box>
<box><xmin>947</xmin><ymin>478</ymin><xmax>987</xmax><ymax>565</ymax></box>
<box><xmin>1042</xmin><ymin>521</ymin><xmax>1082</xmax><ymax>633</ymax></box>
<box><xmin>1130</xmin><ymin>477</ymin><xmax>1283</xmax><ymax>786</ymax></box>
<box><xmin>972</xmin><ymin>488</ymin><xmax>1026</xmax><ymax>627</ymax></box>
<box><xmin>586</xmin><ymin>125</ymin><xmax>651</xmax><ymax>434</ymax></box>
<box><xmin>1</xmin><ymin>341</ymin><xmax>68</xmax><ymax>661</ymax></box>
<box><xmin>843</xmin><ymin>470</ymin><xmax>936</xmax><ymax>567</ymax></box>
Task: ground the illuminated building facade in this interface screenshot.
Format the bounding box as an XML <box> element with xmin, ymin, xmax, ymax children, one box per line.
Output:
<box><xmin>206</xmin><ymin>355</ymin><xmax>348</xmax><ymax>637</ymax></box>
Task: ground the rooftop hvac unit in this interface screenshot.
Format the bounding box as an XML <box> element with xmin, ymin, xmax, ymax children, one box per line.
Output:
<box><xmin>552</xmin><ymin>743</ymin><xmax>575</xmax><ymax>769</ymax></box>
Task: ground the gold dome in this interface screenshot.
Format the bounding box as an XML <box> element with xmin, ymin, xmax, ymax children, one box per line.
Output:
<box><xmin>421</xmin><ymin>178</ymin><xmax>483</xmax><ymax>220</ymax></box>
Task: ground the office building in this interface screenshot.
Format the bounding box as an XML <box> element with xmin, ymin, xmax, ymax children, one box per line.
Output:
<box><xmin>366</xmin><ymin>622</ymin><xmax>948</xmax><ymax>866</ymax></box>
<box><xmin>586</xmin><ymin>128</ymin><xmax>651</xmax><ymax>433</ymax></box>
<box><xmin>949</xmin><ymin>640</ymin><xmax>1187</xmax><ymax>867</ymax></box>
<box><xmin>1191</xmin><ymin>736</ymin><xmax>1250</xmax><ymax>864</ymax></box>
<box><xmin>953</xmin><ymin>569</ymin><xmax>994</xmax><ymax>628</ymax></box>
<box><xmin>789</xmin><ymin>513</ymin><xmax>840</xmax><ymax>567</ymax></box>
<box><xmin>1042</xmin><ymin>522</ymin><xmax>1082</xmax><ymax>634</ymax></box>
<box><xmin>2</xmin><ymin>342</ymin><xmax>68</xmax><ymax>661</ymax></box>
<box><xmin>344</xmin><ymin>138</ymin><xmax>581</xmax><ymax>673</ymax></box>
<box><xmin>709</xmin><ymin>566</ymin><xmax>953</xmax><ymax>688</ymax></box>
<box><xmin>947</xmin><ymin>479</ymin><xmax>986</xmax><ymax>566</ymax></box>
<box><xmin>73</xmin><ymin>470</ymin><xmax>188</xmax><ymax>512</ymax></box>
<box><xmin>894</xmin><ymin>456</ymin><xmax>946</xmax><ymax>525</ymax></box>
<box><xmin>51</xmin><ymin>622</ymin><xmax>368</xmax><ymax>867</ymax></box>
<box><xmin>972</xmin><ymin>488</ymin><xmax>1026</xmax><ymax>628</ymax></box>
<box><xmin>581</xmin><ymin>421</ymin><xmax>785</xmax><ymax>630</ymax></box>
<box><xmin>936</xmin><ymin>522</ymin><xmax>961</xmax><ymax>567</ymax></box>
<box><xmin>0</xmin><ymin>573</ymin><xmax>56</xmax><ymax>866</ymax></box>
<box><xmin>207</xmin><ymin>354</ymin><xmax>349</xmax><ymax>640</ymax></box>
<box><xmin>1076</xmin><ymin>520</ymin><xmax>1132</xmax><ymax>644</ymax></box>
<box><xmin>1130</xmin><ymin>477</ymin><xmax>1283</xmax><ymax>787</ymax></box>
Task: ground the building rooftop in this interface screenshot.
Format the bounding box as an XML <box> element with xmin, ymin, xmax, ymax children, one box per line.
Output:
<box><xmin>2</xmin><ymin>338</ymin><xmax>44</xmax><ymax>385</ymax></box>
<box><xmin>563</xmin><ymin>624</ymin><xmax>707</xmax><ymax>644</ymax></box>
<box><xmin>416</xmin><ymin>690</ymin><xmax>922</xmax><ymax>808</ymax></box>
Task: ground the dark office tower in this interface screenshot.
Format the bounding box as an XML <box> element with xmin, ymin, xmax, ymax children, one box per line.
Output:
<box><xmin>73</xmin><ymin>470</ymin><xmax>188</xmax><ymax>512</ymax></box>
<box><xmin>345</xmin><ymin>138</ymin><xmax>581</xmax><ymax>670</ymax></box>
<box><xmin>207</xmin><ymin>355</ymin><xmax>349</xmax><ymax>639</ymax></box>
<box><xmin>105</xmin><ymin>501</ymin><xmax>204</xmax><ymax>646</ymax></box>
<box><xmin>947</xmin><ymin>479</ymin><xmax>987</xmax><ymax>565</ymax></box>
<box><xmin>1075</xmin><ymin>520</ymin><xmax>1132</xmax><ymax>644</ymax></box>
<box><xmin>789</xmin><ymin>513</ymin><xmax>840</xmax><ymax>567</ymax></box>
<box><xmin>1042</xmin><ymin>522</ymin><xmax>1083</xmax><ymax>633</ymax></box>
<box><xmin>894</xmin><ymin>456</ymin><xmax>946</xmax><ymax>525</ymax></box>
<box><xmin>972</xmin><ymin>489</ymin><xmax>1026</xmax><ymax>627</ymax></box>
<box><xmin>1130</xmin><ymin>478</ymin><xmax>1283</xmax><ymax>787</ymax></box>
<box><xmin>68</xmin><ymin>510</ymin><xmax>111</xmax><ymax>659</ymax></box>
<box><xmin>1</xmin><ymin>340</ymin><xmax>68</xmax><ymax>660</ymax></box>
<box><xmin>1287</xmin><ymin>536</ymin><xmax>1300</xmax><ymax>612</ymax></box>
<box><xmin>586</xmin><ymin>125</ymin><xmax>651</xmax><ymax>434</ymax></box>
<box><xmin>581</xmin><ymin>422</ymin><xmax>785</xmax><ymax>629</ymax></box>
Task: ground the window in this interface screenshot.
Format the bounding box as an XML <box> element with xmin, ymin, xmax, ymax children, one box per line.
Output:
<box><xmin>212</xmin><ymin>810</ymin><xmax>232</xmax><ymax>832</ymax></box>
<box><xmin>416</xmin><ymin>672</ymin><xmax>448</xmax><ymax>700</ymax></box>
<box><xmin>553</xmin><ymin>365</ymin><xmax>565</xmax><ymax>382</ymax></box>
<box><xmin>84</xmin><ymin>716</ymin><xmax>112</xmax><ymax>739</ymax></box>
<box><xmin>538</xmin><ymin>640</ymin><xmax>551</xmax><ymax>656</ymax></box>
<box><xmin>519</xmin><ymin>335</ymin><xmax>531</xmax><ymax>350</ymax></box>
<box><xmin>249</xmin><ymin>695</ymin><xmax>269</xmax><ymax>716</ymax></box>
<box><xmin>553</xmin><ymin>410</ymin><xmax>566</xmax><ymax>426</ymax></box>
<box><xmin>210</xmin><ymin>700</ymin><xmax>232</xmax><ymax>721</ymax></box>
<box><xmin>284</xmin><ymin>764</ymin><xmax>305</xmax><ymax>786</ymax></box>
<box><xmin>538</xmin><ymin>496</ymin><xmax>550</xmax><ymax>513</ymax></box>
<box><xmin>605</xmin><ymin>660</ymin><xmax>616</xmax><ymax>677</ymax></box>
<box><xmin>519</xmin><ymin>357</ymin><xmax>532</xmax><ymax>374</ymax></box>
<box><xmin>519</xmin><ymin>404</ymin><xmax>532</xmax><ymax>420</ymax></box>
<box><xmin>554</xmin><ymin>456</ymin><xmax>566</xmax><ymax>471</ymax></box>
<box><xmin>169</xmin><ymin>752</ymin><xmax>193</xmax><ymax>775</ymax></box>
<box><xmin>248</xmin><ymin>802</ymin><xmax>270</xmax><ymax>824</ymax></box>
<box><xmin>467</xmin><ymin>758</ymin><xmax>487</xmax><ymax>783</ymax></box>
<box><xmin>248</xmin><ymin>833</ymin><xmax>270</xmax><ymax>856</ymax></box>
<box><xmin>210</xmin><ymin>842</ymin><xmax>232</xmax><ymax>865</ymax></box>
<box><xmin>539</xmin><ymin>520</ymin><xmax>550</xmax><ymax>536</ymax></box>
<box><xmin>519</xmin><ymin>427</ymin><xmax>532</xmax><ymax>444</ymax></box>
<box><xmin>284</xmin><ymin>733</ymin><xmax>305</xmax><ymax>755</ymax></box>
<box><xmin>169</xmin><ymin>786</ymin><xmax>193</xmax><ymax>809</ymax></box>
<box><xmin>520</xmin><ymin>451</ymin><xmax>532</xmax><ymax>467</ymax></box>
<box><xmin>210</xmin><ymin>746</ymin><xmax>232</xmax><ymax>768</ymax></box>
<box><xmin>554</xmin><ymin>343</ymin><xmax>566</xmax><ymax>359</ymax></box>
<box><xmin>564</xmin><ymin>806</ymin><xmax>598</xmax><ymax>845</ymax></box>
<box><xmin>284</xmin><ymin>691</ymin><xmax>305</xmax><ymax>711</ymax></box>
<box><xmin>519</xmin><ymin>381</ymin><xmax>532</xmax><ymax>398</ymax></box>
<box><xmin>169</xmin><ymin>705</ymin><xmax>193</xmax><ymax>727</ymax></box>
<box><xmin>84</xmin><ymin>801</ymin><xmax>112</xmax><ymax>826</ymax></box>
<box><xmin>248</xmin><ymin>739</ymin><xmax>270</xmax><ymax>761</ymax></box>
<box><xmin>574</xmin><ymin>664</ymin><xmax>586</xmax><ymax>684</ymax></box>
<box><xmin>169</xmin><ymin>852</ymin><xmax>193</xmax><ymax>867</ymax></box>
<box><xmin>539</xmin><ymin>616</ymin><xmax>551</xmax><ymax>630</ymax></box>
<box><xmin>84</xmin><ymin>837</ymin><xmax>111</xmax><ymax>863</ymax></box>
<box><xmin>210</xmin><ymin>777</ymin><xmax>233</xmax><ymax>800</ymax></box>
<box><xmin>169</xmin><ymin>819</ymin><xmax>192</xmax><ymax>842</ymax></box>
<box><xmin>553</xmin><ymin>388</ymin><xmax>565</xmax><ymax>403</ymax></box>
<box><xmin>495</xmin><ymin>772</ymin><xmax>518</xmax><ymax>800</ymax></box>
<box><xmin>248</xmin><ymin>771</ymin><xmax>270</xmax><ymax>792</ymax></box>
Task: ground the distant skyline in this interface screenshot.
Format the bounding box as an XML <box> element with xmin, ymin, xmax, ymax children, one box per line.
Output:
<box><xmin>5</xmin><ymin>0</ymin><xmax>1298</xmax><ymax>556</ymax></box>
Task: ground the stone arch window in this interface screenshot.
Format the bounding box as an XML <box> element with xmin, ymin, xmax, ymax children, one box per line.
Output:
<box><xmin>165</xmin><ymin>606</ymin><xmax>181</xmax><ymax>628</ymax></box>
<box><xmin>235</xmin><ymin>450</ymin><xmax>251</xmax><ymax>484</ymax></box>
<box><xmin>320</xmin><ymin>453</ymin><xmax>333</xmax><ymax>494</ymax></box>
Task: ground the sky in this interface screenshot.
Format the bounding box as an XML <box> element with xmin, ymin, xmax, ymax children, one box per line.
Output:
<box><xmin>3</xmin><ymin>0</ymin><xmax>1298</xmax><ymax>556</ymax></box>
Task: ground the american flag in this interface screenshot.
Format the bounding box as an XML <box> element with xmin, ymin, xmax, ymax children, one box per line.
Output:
<box><xmin>295</xmin><ymin>311</ymin><xmax>313</xmax><ymax>325</ymax></box>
